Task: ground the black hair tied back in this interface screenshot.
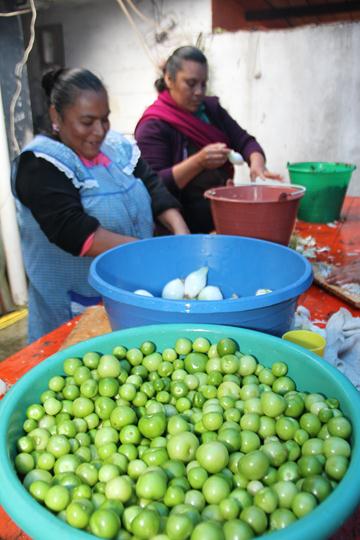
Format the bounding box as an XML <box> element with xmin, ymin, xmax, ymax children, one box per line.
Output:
<box><xmin>41</xmin><ymin>68</ymin><xmax>66</xmax><ymax>100</ymax></box>
<box><xmin>154</xmin><ymin>72</ymin><xmax>167</xmax><ymax>93</ymax></box>
<box><xmin>154</xmin><ymin>46</ymin><xmax>207</xmax><ymax>93</ymax></box>
<box><xmin>41</xmin><ymin>67</ymin><xmax>106</xmax><ymax>115</ymax></box>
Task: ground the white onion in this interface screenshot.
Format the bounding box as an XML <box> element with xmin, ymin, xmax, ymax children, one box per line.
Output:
<box><xmin>255</xmin><ymin>288</ymin><xmax>273</xmax><ymax>296</ymax></box>
<box><xmin>133</xmin><ymin>289</ymin><xmax>153</xmax><ymax>297</ymax></box>
<box><xmin>198</xmin><ymin>285</ymin><xmax>223</xmax><ymax>301</ymax></box>
<box><xmin>228</xmin><ymin>150</ymin><xmax>244</xmax><ymax>165</ymax></box>
<box><xmin>162</xmin><ymin>278</ymin><xmax>185</xmax><ymax>300</ymax></box>
<box><xmin>184</xmin><ymin>267</ymin><xmax>208</xmax><ymax>299</ymax></box>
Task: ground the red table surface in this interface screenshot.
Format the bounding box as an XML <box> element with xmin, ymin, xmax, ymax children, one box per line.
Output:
<box><xmin>1</xmin><ymin>198</ymin><xmax>359</xmax><ymax>539</ymax></box>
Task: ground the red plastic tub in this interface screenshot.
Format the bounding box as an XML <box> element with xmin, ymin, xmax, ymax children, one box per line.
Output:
<box><xmin>204</xmin><ymin>184</ymin><xmax>305</xmax><ymax>245</ymax></box>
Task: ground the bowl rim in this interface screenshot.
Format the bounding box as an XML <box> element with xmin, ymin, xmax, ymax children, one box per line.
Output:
<box><xmin>1</xmin><ymin>324</ymin><xmax>360</xmax><ymax>540</ymax></box>
<box><xmin>88</xmin><ymin>235</ymin><xmax>313</xmax><ymax>312</ymax></box>
<box><xmin>287</xmin><ymin>161</ymin><xmax>356</xmax><ymax>174</ymax></box>
<box><xmin>204</xmin><ymin>184</ymin><xmax>306</xmax><ymax>203</ymax></box>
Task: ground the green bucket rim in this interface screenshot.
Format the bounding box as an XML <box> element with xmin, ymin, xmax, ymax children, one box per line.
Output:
<box><xmin>287</xmin><ymin>161</ymin><xmax>356</xmax><ymax>174</ymax></box>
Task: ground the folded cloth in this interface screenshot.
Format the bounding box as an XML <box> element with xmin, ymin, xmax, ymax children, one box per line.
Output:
<box><xmin>324</xmin><ymin>308</ymin><xmax>360</xmax><ymax>390</ymax></box>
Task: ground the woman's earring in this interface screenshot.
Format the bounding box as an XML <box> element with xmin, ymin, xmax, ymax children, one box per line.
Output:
<box><xmin>52</xmin><ymin>123</ymin><xmax>60</xmax><ymax>133</ymax></box>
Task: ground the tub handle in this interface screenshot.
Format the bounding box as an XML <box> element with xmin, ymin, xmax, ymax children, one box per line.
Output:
<box><xmin>278</xmin><ymin>187</ymin><xmax>306</xmax><ymax>201</ymax></box>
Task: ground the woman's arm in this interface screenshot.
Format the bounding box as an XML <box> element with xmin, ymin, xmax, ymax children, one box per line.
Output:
<box><xmin>206</xmin><ymin>98</ymin><xmax>265</xmax><ymax>162</ymax></box>
<box><xmin>85</xmin><ymin>205</ymin><xmax>190</xmax><ymax>256</ymax></box>
<box><xmin>206</xmin><ymin>98</ymin><xmax>283</xmax><ymax>181</ymax></box>
<box><xmin>133</xmin><ymin>157</ymin><xmax>181</xmax><ymax>214</ymax></box>
<box><xmin>134</xmin><ymin>157</ymin><xmax>189</xmax><ymax>233</ymax></box>
<box><xmin>136</xmin><ymin>119</ymin><xmax>230</xmax><ymax>190</ymax></box>
<box><xmin>172</xmin><ymin>143</ymin><xmax>230</xmax><ymax>189</ymax></box>
<box><xmin>157</xmin><ymin>208</ymin><xmax>190</xmax><ymax>235</ymax></box>
<box><xmin>249</xmin><ymin>151</ymin><xmax>283</xmax><ymax>182</ymax></box>
<box><xmin>84</xmin><ymin>227</ymin><xmax>136</xmax><ymax>257</ymax></box>
<box><xmin>135</xmin><ymin>119</ymin><xmax>179</xmax><ymax>193</ymax></box>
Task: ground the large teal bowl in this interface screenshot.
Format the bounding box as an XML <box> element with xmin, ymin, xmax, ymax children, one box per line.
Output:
<box><xmin>0</xmin><ymin>324</ymin><xmax>360</xmax><ymax>540</ymax></box>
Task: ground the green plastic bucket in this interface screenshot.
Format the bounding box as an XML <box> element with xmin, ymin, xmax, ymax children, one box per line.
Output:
<box><xmin>287</xmin><ymin>161</ymin><xmax>356</xmax><ymax>223</ymax></box>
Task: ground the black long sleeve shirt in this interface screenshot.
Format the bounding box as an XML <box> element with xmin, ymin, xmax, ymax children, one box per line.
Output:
<box><xmin>15</xmin><ymin>151</ymin><xmax>181</xmax><ymax>256</ymax></box>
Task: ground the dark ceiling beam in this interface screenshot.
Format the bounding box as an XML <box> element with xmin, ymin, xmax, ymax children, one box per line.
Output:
<box><xmin>245</xmin><ymin>2</ymin><xmax>360</xmax><ymax>21</ymax></box>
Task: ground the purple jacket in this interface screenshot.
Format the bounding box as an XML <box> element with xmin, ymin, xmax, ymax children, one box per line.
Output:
<box><xmin>135</xmin><ymin>95</ymin><xmax>265</xmax><ymax>195</ymax></box>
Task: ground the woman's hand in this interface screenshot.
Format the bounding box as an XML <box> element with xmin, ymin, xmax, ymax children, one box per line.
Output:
<box><xmin>249</xmin><ymin>152</ymin><xmax>284</xmax><ymax>182</ymax></box>
<box><xmin>197</xmin><ymin>143</ymin><xmax>230</xmax><ymax>170</ymax></box>
<box><xmin>157</xmin><ymin>208</ymin><xmax>190</xmax><ymax>235</ymax></box>
<box><xmin>85</xmin><ymin>210</ymin><xmax>189</xmax><ymax>257</ymax></box>
<box><xmin>84</xmin><ymin>227</ymin><xmax>136</xmax><ymax>257</ymax></box>
<box><xmin>327</xmin><ymin>261</ymin><xmax>360</xmax><ymax>285</ymax></box>
<box><xmin>172</xmin><ymin>143</ymin><xmax>230</xmax><ymax>189</ymax></box>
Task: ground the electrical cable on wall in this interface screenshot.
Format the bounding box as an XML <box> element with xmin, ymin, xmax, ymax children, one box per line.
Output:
<box><xmin>0</xmin><ymin>8</ymin><xmax>31</xmax><ymax>17</ymax></box>
<box><xmin>124</xmin><ymin>0</ymin><xmax>176</xmax><ymax>43</ymax></box>
<box><xmin>8</xmin><ymin>0</ymin><xmax>37</xmax><ymax>155</ymax></box>
<box><xmin>115</xmin><ymin>0</ymin><xmax>156</xmax><ymax>66</ymax></box>
<box><xmin>124</xmin><ymin>0</ymin><xmax>157</xmax><ymax>26</ymax></box>
<box><xmin>115</xmin><ymin>0</ymin><xmax>181</xmax><ymax>79</ymax></box>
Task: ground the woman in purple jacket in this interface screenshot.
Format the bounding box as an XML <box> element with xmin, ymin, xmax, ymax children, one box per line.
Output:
<box><xmin>135</xmin><ymin>46</ymin><xmax>281</xmax><ymax>233</ymax></box>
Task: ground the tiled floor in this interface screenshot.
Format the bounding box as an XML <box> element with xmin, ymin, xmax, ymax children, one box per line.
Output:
<box><xmin>0</xmin><ymin>316</ymin><xmax>28</xmax><ymax>361</ymax></box>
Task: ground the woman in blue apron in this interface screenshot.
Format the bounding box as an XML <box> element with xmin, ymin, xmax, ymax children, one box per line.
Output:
<box><xmin>12</xmin><ymin>68</ymin><xmax>189</xmax><ymax>342</ymax></box>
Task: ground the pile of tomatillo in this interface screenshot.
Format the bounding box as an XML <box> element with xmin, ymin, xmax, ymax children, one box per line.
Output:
<box><xmin>14</xmin><ymin>336</ymin><xmax>352</xmax><ymax>540</ymax></box>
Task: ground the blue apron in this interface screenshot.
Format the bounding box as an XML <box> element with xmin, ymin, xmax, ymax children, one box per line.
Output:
<box><xmin>12</xmin><ymin>131</ymin><xmax>153</xmax><ymax>342</ymax></box>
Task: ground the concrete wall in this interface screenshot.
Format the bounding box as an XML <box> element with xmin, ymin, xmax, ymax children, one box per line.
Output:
<box><xmin>208</xmin><ymin>24</ymin><xmax>360</xmax><ymax>192</ymax></box>
<box><xmin>36</xmin><ymin>0</ymin><xmax>360</xmax><ymax>194</ymax></box>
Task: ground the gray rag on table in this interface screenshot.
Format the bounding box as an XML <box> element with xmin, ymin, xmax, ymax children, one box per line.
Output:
<box><xmin>324</xmin><ymin>308</ymin><xmax>360</xmax><ymax>390</ymax></box>
<box><xmin>293</xmin><ymin>306</ymin><xmax>360</xmax><ymax>390</ymax></box>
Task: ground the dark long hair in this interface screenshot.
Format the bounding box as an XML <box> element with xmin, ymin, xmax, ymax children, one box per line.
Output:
<box><xmin>155</xmin><ymin>46</ymin><xmax>207</xmax><ymax>92</ymax></box>
<box><xmin>42</xmin><ymin>67</ymin><xmax>106</xmax><ymax>117</ymax></box>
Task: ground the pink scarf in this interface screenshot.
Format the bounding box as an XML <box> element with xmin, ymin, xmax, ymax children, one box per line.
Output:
<box><xmin>79</xmin><ymin>151</ymin><xmax>111</xmax><ymax>168</ymax></box>
<box><xmin>135</xmin><ymin>91</ymin><xmax>230</xmax><ymax>149</ymax></box>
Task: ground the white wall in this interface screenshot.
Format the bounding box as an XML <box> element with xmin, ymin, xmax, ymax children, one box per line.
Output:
<box><xmin>37</xmin><ymin>0</ymin><xmax>212</xmax><ymax>133</ymax></box>
<box><xmin>208</xmin><ymin>24</ymin><xmax>360</xmax><ymax>192</ymax></box>
<box><xmin>37</xmin><ymin>0</ymin><xmax>360</xmax><ymax>194</ymax></box>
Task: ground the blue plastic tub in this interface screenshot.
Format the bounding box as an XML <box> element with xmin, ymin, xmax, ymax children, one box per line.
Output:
<box><xmin>1</xmin><ymin>324</ymin><xmax>360</xmax><ymax>540</ymax></box>
<box><xmin>89</xmin><ymin>235</ymin><xmax>312</xmax><ymax>336</ymax></box>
